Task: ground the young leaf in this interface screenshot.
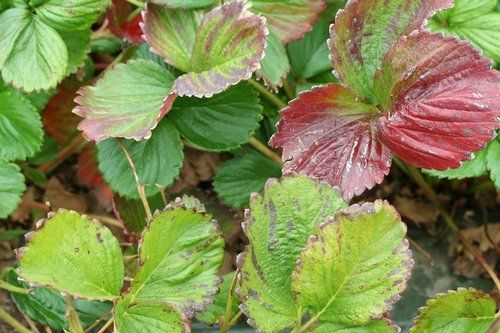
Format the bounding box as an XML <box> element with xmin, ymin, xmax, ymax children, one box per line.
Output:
<box><xmin>0</xmin><ymin>84</ymin><xmax>43</xmax><ymax>161</ymax></box>
<box><xmin>257</xmin><ymin>32</ymin><xmax>291</xmax><ymax>90</ymax></box>
<box><xmin>151</xmin><ymin>0</ymin><xmax>216</xmax><ymax>8</ymax></box>
<box><xmin>0</xmin><ymin>162</ymin><xmax>25</xmax><ymax>219</ymax></box>
<box><xmin>292</xmin><ymin>201</ymin><xmax>413</xmax><ymax>325</ymax></box>
<box><xmin>125</xmin><ymin>202</ymin><xmax>224</xmax><ymax>318</ymax></box>
<box><xmin>213</xmin><ymin>152</ymin><xmax>282</xmax><ymax>208</ymax></box>
<box><xmin>238</xmin><ymin>176</ymin><xmax>346</xmax><ymax>332</ymax></box>
<box><xmin>270</xmin><ymin>84</ymin><xmax>392</xmax><ymax>200</ymax></box>
<box><xmin>97</xmin><ymin>119</ymin><xmax>183</xmax><ymax>199</ymax></box>
<box><xmin>410</xmin><ymin>288</ymin><xmax>496</xmax><ymax>332</ymax></box>
<box><xmin>17</xmin><ymin>210</ymin><xmax>124</xmax><ymax>301</ymax></box>
<box><xmin>74</xmin><ymin>59</ymin><xmax>176</xmax><ymax>142</ymax></box>
<box><xmin>249</xmin><ymin>0</ymin><xmax>326</xmax><ymax>44</ymax></box>
<box><xmin>168</xmin><ymin>83</ymin><xmax>263</xmax><ymax>151</ymax></box>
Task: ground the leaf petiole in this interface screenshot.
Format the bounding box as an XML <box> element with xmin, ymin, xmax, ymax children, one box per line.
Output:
<box><xmin>0</xmin><ymin>307</ymin><xmax>32</xmax><ymax>333</ymax></box>
<box><xmin>0</xmin><ymin>280</ymin><xmax>32</xmax><ymax>295</ymax></box>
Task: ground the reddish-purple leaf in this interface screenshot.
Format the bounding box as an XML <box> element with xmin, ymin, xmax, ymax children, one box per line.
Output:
<box><xmin>107</xmin><ymin>0</ymin><xmax>144</xmax><ymax>44</ymax></box>
<box><xmin>270</xmin><ymin>84</ymin><xmax>392</xmax><ymax>200</ymax></box>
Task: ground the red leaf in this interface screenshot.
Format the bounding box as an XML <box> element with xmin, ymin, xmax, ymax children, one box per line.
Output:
<box><xmin>77</xmin><ymin>145</ymin><xmax>104</xmax><ymax>187</ymax></box>
<box><xmin>270</xmin><ymin>84</ymin><xmax>392</xmax><ymax>200</ymax></box>
<box><xmin>107</xmin><ymin>0</ymin><xmax>143</xmax><ymax>44</ymax></box>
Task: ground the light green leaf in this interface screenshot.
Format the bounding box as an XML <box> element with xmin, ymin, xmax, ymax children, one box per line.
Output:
<box><xmin>74</xmin><ymin>59</ymin><xmax>176</xmax><ymax>142</ymax></box>
<box><xmin>151</xmin><ymin>0</ymin><xmax>216</xmax><ymax>9</ymax></box>
<box><xmin>17</xmin><ymin>210</ymin><xmax>124</xmax><ymax>301</ymax></box>
<box><xmin>126</xmin><ymin>202</ymin><xmax>224</xmax><ymax>317</ymax></box>
<box><xmin>97</xmin><ymin>119</ymin><xmax>184</xmax><ymax>199</ymax></box>
<box><xmin>238</xmin><ymin>176</ymin><xmax>347</xmax><ymax>332</ymax></box>
<box><xmin>196</xmin><ymin>273</ymin><xmax>239</xmax><ymax>326</ymax></box>
<box><xmin>314</xmin><ymin>319</ymin><xmax>399</xmax><ymax>333</ymax></box>
<box><xmin>214</xmin><ymin>152</ymin><xmax>282</xmax><ymax>208</ymax></box>
<box><xmin>168</xmin><ymin>83</ymin><xmax>262</xmax><ymax>151</ymax></box>
<box><xmin>423</xmin><ymin>148</ymin><xmax>488</xmax><ymax>180</ymax></box>
<box><xmin>410</xmin><ymin>288</ymin><xmax>496</xmax><ymax>333</ymax></box>
<box><xmin>486</xmin><ymin>138</ymin><xmax>500</xmax><ymax>187</ymax></box>
<box><xmin>0</xmin><ymin>162</ymin><xmax>25</xmax><ymax>219</ymax></box>
<box><xmin>257</xmin><ymin>32</ymin><xmax>290</xmax><ymax>90</ymax></box>
<box><xmin>292</xmin><ymin>201</ymin><xmax>413</xmax><ymax>325</ymax></box>
<box><xmin>0</xmin><ymin>86</ymin><xmax>43</xmax><ymax>161</ymax></box>
<box><xmin>58</xmin><ymin>28</ymin><xmax>92</xmax><ymax>75</ymax></box>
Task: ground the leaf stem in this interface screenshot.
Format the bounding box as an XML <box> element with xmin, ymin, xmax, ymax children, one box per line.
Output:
<box><xmin>248</xmin><ymin>137</ymin><xmax>283</xmax><ymax>165</ymax></box>
<box><xmin>0</xmin><ymin>280</ymin><xmax>32</xmax><ymax>295</ymax></box>
<box><xmin>97</xmin><ymin>317</ymin><xmax>114</xmax><ymax>333</ymax></box>
<box><xmin>401</xmin><ymin>160</ymin><xmax>500</xmax><ymax>292</ymax></box>
<box><xmin>0</xmin><ymin>307</ymin><xmax>32</xmax><ymax>333</ymax></box>
<box><xmin>220</xmin><ymin>269</ymin><xmax>240</xmax><ymax>333</ymax></box>
<box><xmin>37</xmin><ymin>134</ymin><xmax>87</xmax><ymax>173</ymax></box>
<box><xmin>66</xmin><ymin>296</ymin><xmax>83</xmax><ymax>333</ymax></box>
<box><xmin>118</xmin><ymin>140</ymin><xmax>152</xmax><ymax>221</ymax></box>
<box><xmin>248</xmin><ymin>78</ymin><xmax>288</xmax><ymax>109</ymax></box>
<box><xmin>282</xmin><ymin>79</ymin><xmax>295</xmax><ymax>100</ymax></box>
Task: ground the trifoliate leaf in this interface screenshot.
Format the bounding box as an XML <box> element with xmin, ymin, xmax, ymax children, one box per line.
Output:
<box><xmin>257</xmin><ymin>32</ymin><xmax>290</xmax><ymax>90</ymax></box>
<box><xmin>410</xmin><ymin>288</ymin><xmax>496</xmax><ymax>333</ymax></box>
<box><xmin>249</xmin><ymin>0</ymin><xmax>326</xmax><ymax>44</ymax></box>
<box><xmin>17</xmin><ymin>210</ymin><xmax>124</xmax><ymax>301</ymax></box>
<box><xmin>0</xmin><ymin>162</ymin><xmax>25</xmax><ymax>219</ymax></box>
<box><xmin>151</xmin><ymin>0</ymin><xmax>216</xmax><ymax>8</ymax></box>
<box><xmin>292</xmin><ymin>201</ymin><xmax>413</xmax><ymax>324</ymax></box>
<box><xmin>486</xmin><ymin>138</ymin><xmax>500</xmax><ymax>187</ymax></box>
<box><xmin>97</xmin><ymin>119</ymin><xmax>184</xmax><ymax>199</ymax></box>
<box><xmin>238</xmin><ymin>176</ymin><xmax>346</xmax><ymax>332</ymax></box>
<box><xmin>126</xmin><ymin>202</ymin><xmax>224</xmax><ymax>317</ymax></box>
<box><xmin>74</xmin><ymin>59</ymin><xmax>176</xmax><ymax>142</ymax></box>
<box><xmin>144</xmin><ymin>0</ymin><xmax>267</xmax><ymax>98</ymax></box>
<box><xmin>314</xmin><ymin>319</ymin><xmax>399</xmax><ymax>333</ymax></box>
<box><xmin>288</xmin><ymin>18</ymin><xmax>331</xmax><ymax>79</ymax></box>
<box><xmin>0</xmin><ymin>85</ymin><xmax>43</xmax><ymax>161</ymax></box>
<box><xmin>213</xmin><ymin>152</ymin><xmax>282</xmax><ymax>208</ymax></box>
<box><xmin>168</xmin><ymin>83</ymin><xmax>262</xmax><ymax>151</ymax></box>
<box><xmin>58</xmin><ymin>29</ymin><xmax>92</xmax><ymax>75</ymax></box>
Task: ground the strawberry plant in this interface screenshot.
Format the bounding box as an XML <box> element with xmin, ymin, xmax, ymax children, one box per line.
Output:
<box><xmin>0</xmin><ymin>0</ymin><xmax>499</xmax><ymax>332</ymax></box>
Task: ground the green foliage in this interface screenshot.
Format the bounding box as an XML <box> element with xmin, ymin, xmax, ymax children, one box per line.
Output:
<box><xmin>0</xmin><ymin>162</ymin><xmax>25</xmax><ymax>219</ymax></box>
<box><xmin>258</xmin><ymin>32</ymin><xmax>291</xmax><ymax>89</ymax></box>
<box><xmin>113</xmin><ymin>193</ymin><xmax>165</xmax><ymax>234</ymax></box>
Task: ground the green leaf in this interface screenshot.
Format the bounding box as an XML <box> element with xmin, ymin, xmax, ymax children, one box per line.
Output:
<box><xmin>410</xmin><ymin>288</ymin><xmax>496</xmax><ymax>333</ymax></box>
<box><xmin>17</xmin><ymin>210</ymin><xmax>124</xmax><ymax>301</ymax></box>
<box><xmin>196</xmin><ymin>273</ymin><xmax>239</xmax><ymax>326</ymax></box>
<box><xmin>33</xmin><ymin>0</ymin><xmax>109</xmax><ymax>31</ymax></box>
<box><xmin>168</xmin><ymin>83</ymin><xmax>262</xmax><ymax>151</ymax></box>
<box><xmin>292</xmin><ymin>201</ymin><xmax>413</xmax><ymax>325</ymax></box>
<box><xmin>0</xmin><ymin>162</ymin><xmax>25</xmax><ymax>219</ymax></box>
<box><xmin>288</xmin><ymin>18</ymin><xmax>331</xmax><ymax>79</ymax></box>
<box><xmin>97</xmin><ymin>119</ymin><xmax>184</xmax><ymax>199</ymax></box>
<box><xmin>0</xmin><ymin>8</ymin><xmax>67</xmax><ymax>92</ymax></box>
<box><xmin>74</xmin><ymin>59</ymin><xmax>176</xmax><ymax>142</ymax></box>
<box><xmin>486</xmin><ymin>138</ymin><xmax>500</xmax><ymax>187</ymax></box>
<box><xmin>126</xmin><ymin>202</ymin><xmax>224</xmax><ymax>317</ymax></box>
<box><xmin>314</xmin><ymin>319</ymin><xmax>399</xmax><ymax>333</ymax></box>
<box><xmin>59</xmin><ymin>29</ymin><xmax>92</xmax><ymax>75</ymax></box>
<box><xmin>0</xmin><ymin>86</ymin><xmax>43</xmax><ymax>161</ymax></box>
<box><xmin>213</xmin><ymin>152</ymin><xmax>282</xmax><ymax>208</ymax></box>
<box><xmin>151</xmin><ymin>0</ymin><xmax>216</xmax><ymax>8</ymax></box>
<box><xmin>257</xmin><ymin>31</ymin><xmax>290</xmax><ymax>90</ymax></box>
<box><xmin>0</xmin><ymin>230</ymin><xmax>26</xmax><ymax>243</ymax></box>
<box><xmin>423</xmin><ymin>148</ymin><xmax>488</xmax><ymax>180</ymax></box>
<box><xmin>113</xmin><ymin>193</ymin><xmax>165</xmax><ymax>234</ymax></box>
<box><xmin>90</xmin><ymin>36</ymin><xmax>124</xmax><ymax>54</ymax></box>
<box><xmin>6</xmin><ymin>270</ymin><xmax>113</xmax><ymax>330</ymax></box>
<box><xmin>238</xmin><ymin>176</ymin><xmax>347</xmax><ymax>332</ymax></box>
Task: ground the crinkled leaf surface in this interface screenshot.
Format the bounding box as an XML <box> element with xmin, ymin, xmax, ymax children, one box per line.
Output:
<box><xmin>0</xmin><ymin>162</ymin><xmax>25</xmax><ymax>219</ymax></box>
<box><xmin>151</xmin><ymin>0</ymin><xmax>216</xmax><ymax>8</ymax></box>
<box><xmin>410</xmin><ymin>288</ymin><xmax>495</xmax><ymax>333</ymax></box>
<box><xmin>314</xmin><ymin>319</ymin><xmax>399</xmax><ymax>333</ymax></box>
<box><xmin>257</xmin><ymin>31</ymin><xmax>290</xmax><ymax>90</ymax></box>
<box><xmin>238</xmin><ymin>176</ymin><xmax>346</xmax><ymax>332</ymax></box>
<box><xmin>97</xmin><ymin>119</ymin><xmax>183</xmax><ymax>199</ymax></box>
<box><xmin>144</xmin><ymin>0</ymin><xmax>267</xmax><ymax>98</ymax></box>
<box><xmin>168</xmin><ymin>83</ymin><xmax>262</xmax><ymax>151</ymax></box>
<box><xmin>17</xmin><ymin>210</ymin><xmax>124</xmax><ymax>301</ymax></box>
<box><xmin>0</xmin><ymin>84</ymin><xmax>43</xmax><ymax>161</ymax></box>
<box><xmin>214</xmin><ymin>152</ymin><xmax>282</xmax><ymax>208</ymax></box>
<box><xmin>270</xmin><ymin>84</ymin><xmax>392</xmax><ymax>200</ymax></box>
<box><xmin>74</xmin><ymin>59</ymin><xmax>176</xmax><ymax>142</ymax></box>
<box><xmin>292</xmin><ymin>201</ymin><xmax>412</xmax><ymax>324</ymax></box>
<box><xmin>249</xmin><ymin>0</ymin><xmax>326</xmax><ymax>44</ymax></box>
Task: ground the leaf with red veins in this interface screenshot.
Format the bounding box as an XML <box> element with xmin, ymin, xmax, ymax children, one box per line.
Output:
<box><xmin>107</xmin><ymin>0</ymin><xmax>143</xmax><ymax>44</ymax></box>
<box><xmin>329</xmin><ymin>0</ymin><xmax>453</xmax><ymax>102</ymax></box>
<box><xmin>270</xmin><ymin>84</ymin><xmax>392</xmax><ymax>200</ymax></box>
<box><xmin>248</xmin><ymin>0</ymin><xmax>326</xmax><ymax>44</ymax></box>
<box><xmin>376</xmin><ymin>31</ymin><xmax>500</xmax><ymax>170</ymax></box>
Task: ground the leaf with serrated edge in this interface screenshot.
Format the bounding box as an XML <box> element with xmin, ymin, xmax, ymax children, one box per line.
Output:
<box><xmin>257</xmin><ymin>31</ymin><xmax>290</xmax><ymax>90</ymax></box>
<box><xmin>151</xmin><ymin>0</ymin><xmax>216</xmax><ymax>8</ymax></box>
<box><xmin>126</xmin><ymin>201</ymin><xmax>224</xmax><ymax>318</ymax></box>
<box><xmin>17</xmin><ymin>210</ymin><xmax>124</xmax><ymax>301</ymax></box>
<box><xmin>270</xmin><ymin>84</ymin><xmax>391</xmax><ymax>201</ymax></box>
<box><xmin>59</xmin><ymin>29</ymin><xmax>92</xmax><ymax>75</ymax></box>
<box><xmin>410</xmin><ymin>288</ymin><xmax>495</xmax><ymax>333</ymax></box>
<box><xmin>0</xmin><ymin>162</ymin><xmax>25</xmax><ymax>219</ymax></box>
<box><xmin>314</xmin><ymin>319</ymin><xmax>399</xmax><ymax>332</ymax></box>
<box><xmin>238</xmin><ymin>175</ymin><xmax>347</xmax><ymax>332</ymax></box>
<box><xmin>249</xmin><ymin>0</ymin><xmax>326</xmax><ymax>44</ymax></box>
<box><xmin>74</xmin><ymin>59</ymin><xmax>176</xmax><ymax>142</ymax></box>
<box><xmin>329</xmin><ymin>0</ymin><xmax>453</xmax><ymax>101</ymax></box>
<box><xmin>292</xmin><ymin>201</ymin><xmax>413</xmax><ymax>325</ymax></box>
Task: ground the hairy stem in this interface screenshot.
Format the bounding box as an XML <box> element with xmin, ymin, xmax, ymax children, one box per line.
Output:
<box><xmin>248</xmin><ymin>137</ymin><xmax>283</xmax><ymax>165</ymax></box>
<box><xmin>0</xmin><ymin>280</ymin><xmax>32</xmax><ymax>295</ymax></box>
<box><xmin>220</xmin><ymin>269</ymin><xmax>240</xmax><ymax>333</ymax></box>
<box><xmin>248</xmin><ymin>78</ymin><xmax>288</xmax><ymax>110</ymax></box>
<box><xmin>0</xmin><ymin>307</ymin><xmax>32</xmax><ymax>333</ymax></box>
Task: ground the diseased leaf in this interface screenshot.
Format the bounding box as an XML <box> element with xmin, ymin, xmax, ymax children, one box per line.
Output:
<box><xmin>249</xmin><ymin>0</ymin><xmax>326</xmax><ymax>44</ymax></box>
<box><xmin>292</xmin><ymin>201</ymin><xmax>413</xmax><ymax>324</ymax></box>
<box><xmin>151</xmin><ymin>0</ymin><xmax>216</xmax><ymax>8</ymax></box>
<box><xmin>410</xmin><ymin>288</ymin><xmax>496</xmax><ymax>333</ymax></box>
<box><xmin>257</xmin><ymin>31</ymin><xmax>290</xmax><ymax>90</ymax></box>
<box><xmin>97</xmin><ymin>119</ymin><xmax>184</xmax><ymax>199</ymax></box>
<box><xmin>0</xmin><ymin>162</ymin><xmax>25</xmax><ymax>219</ymax></box>
<box><xmin>168</xmin><ymin>83</ymin><xmax>262</xmax><ymax>151</ymax></box>
<box><xmin>270</xmin><ymin>84</ymin><xmax>392</xmax><ymax>200</ymax></box>
<box><xmin>238</xmin><ymin>176</ymin><xmax>346</xmax><ymax>332</ymax></box>
<box><xmin>213</xmin><ymin>152</ymin><xmax>282</xmax><ymax>208</ymax></box>
<box><xmin>196</xmin><ymin>273</ymin><xmax>239</xmax><ymax>326</ymax></box>
<box><xmin>74</xmin><ymin>59</ymin><xmax>176</xmax><ymax>142</ymax></box>
<box><xmin>17</xmin><ymin>210</ymin><xmax>124</xmax><ymax>301</ymax></box>
<box><xmin>314</xmin><ymin>319</ymin><xmax>399</xmax><ymax>333</ymax></box>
